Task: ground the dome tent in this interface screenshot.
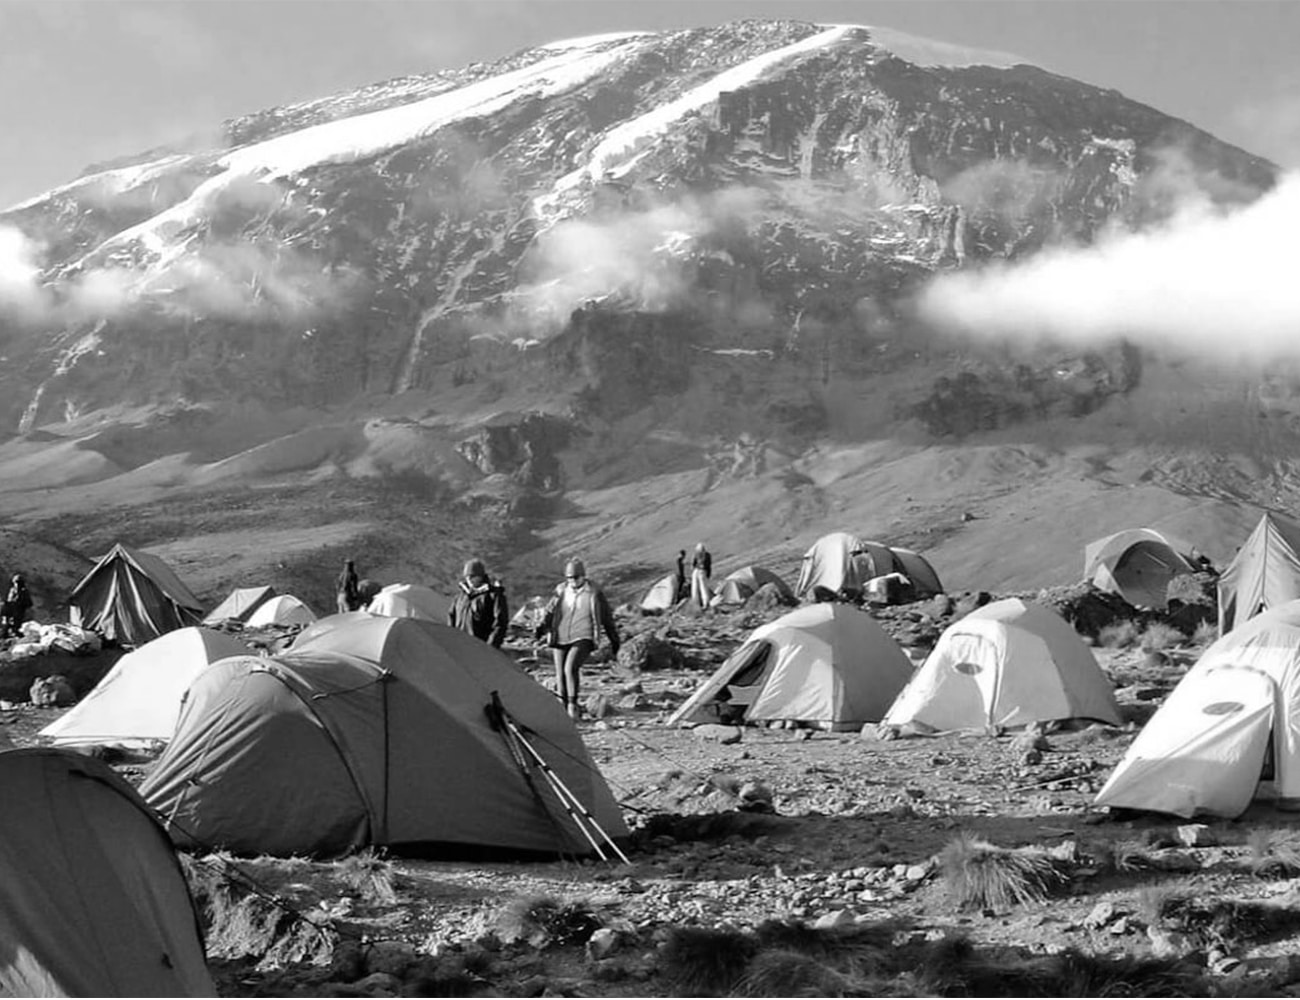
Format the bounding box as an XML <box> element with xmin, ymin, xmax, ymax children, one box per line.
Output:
<box><xmin>244</xmin><ymin>593</ymin><xmax>316</xmax><ymax>627</ymax></box>
<box><xmin>142</xmin><ymin>616</ymin><xmax>627</xmax><ymax>858</ymax></box>
<box><xmin>668</xmin><ymin>604</ymin><xmax>913</xmax><ymax>731</ymax></box>
<box><xmin>1084</xmin><ymin>528</ymin><xmax>1197</xmax><ymax>610</ymax></box>
<box><xmin>713</xmin><ymin>565</ymin><xmax>795</xmax><ymax>607</ymax></box>
<box><xmin>39</xmin><ymin>626</ymin><xmax>248</xmax><ymax>749</ymax></box>
<box><xmin>0</xmin><ymin>749</ymin><xmax>215</xmax><ymax>997</ymax></box>
<box><xmin>1096</xmin><ymin>599</ymin><xmax>1300</xmax><ymax>819</ymax></box>
<box><xmin>639</xmin><ymin>574</ymin><xmax>682</xmax><ymax>614</ymax></box>
<box><xmin>368</xmin><ymin>583</ymin><xmax>451</xmax><ymax>621</ymax></box>
<box><xmin>796</xmin><ymin>532</ymin><xmax>942</xmax><ymax>601</ymax></box>
<box><xmin>883</xmin><ymin>599</ymin><xmax>1121</xmax><ymax>733</ymax></box>
<box><xmin>203</xmin><ymin>585</ymin><xmax>275</xmax><ymax>625</ymax></box>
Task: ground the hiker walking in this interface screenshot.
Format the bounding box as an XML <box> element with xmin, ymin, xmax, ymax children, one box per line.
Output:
<box><xmin>336</xmin><ymin>559</ymin><xmax>361</xmax><ymax>613</ymax></box>
<box><xmin>536</xmin><ymin>558</ymin><xmax>620</xmax><ymax>720</ymax></box>
<box><xmin>0</xmin><ymin>573</ymin><xmax>32</xmax><ymax>639</ymax></box>
<box><xmin>690</xmin><ymin>542</ymin><xmax>713</xmax><ymax>609</ymax></box>
<box><xmin>674</xmin><ymin>549</ymin><xmax>687</xmax><ymax>600</ymax></box>
<box><xmin>448</xmin><ymin>558</ymin><xmax>509</xmax><ymax>648</ymax></box>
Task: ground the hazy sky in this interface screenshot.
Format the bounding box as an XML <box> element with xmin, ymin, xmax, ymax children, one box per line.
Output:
<box><xmin>2</xmin><ymin>1</ymin><xmax>1299</xmax><ymax>210</ymax></box>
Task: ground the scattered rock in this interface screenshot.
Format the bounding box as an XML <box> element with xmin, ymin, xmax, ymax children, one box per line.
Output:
<box><xmin>1176</xmin><ymin>823</ymin><xmax>1215</xmax><ymax>847</ymax></box>
<box><xmin>29</xmin><ymin>675</ymin><xmax>74</xmax><ymax>707</ymax></box>
<box><xmin>693</xmin><ymin>724</ymin><xmax>742</xmax><ymax>745</ymax></box>
<box><xmin>586</xmin><ymin>927</ymin><xmax>620</xmax><ymax>960</ymax></box>
<box><xmin>1083</xmin><ymin>901</ymin><xmax>1118</xmax><ymax>929</ymax></box>
<box><xmin>813</xmin><ymin>909</ymin><xmax>856</xmax><ymax>929</ymax></box>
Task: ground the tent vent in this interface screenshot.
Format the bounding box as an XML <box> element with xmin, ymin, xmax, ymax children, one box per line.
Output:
<box><xmin>953</xmin><ymin>661</ymin><xmax>983</xmax><ymax>675</ymax></box>
<box><xmin>1202</xmin><ymin>701</ymin><xmax>1244</xmax><ymax>716</ymax></box>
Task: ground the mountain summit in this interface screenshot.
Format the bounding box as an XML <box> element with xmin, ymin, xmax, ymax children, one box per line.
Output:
<box><xmin>0</xmin><ymin>19</ymin><xmax>1288</xmax><ymax>601</ymax></box>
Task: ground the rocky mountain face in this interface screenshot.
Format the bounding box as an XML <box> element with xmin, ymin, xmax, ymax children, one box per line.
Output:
<box><xmin>0</xmin><ymin>19</ymin><xmax>1283</xmax><ymax>534</ymax></box>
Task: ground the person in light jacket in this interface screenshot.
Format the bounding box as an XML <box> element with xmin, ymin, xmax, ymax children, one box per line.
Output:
<box><xmin>690</xmin><ymin>542</ymin><xmax>713</xmax><ymax>609</ymax></box>
<box><xmin>535</xmin><ymin>558</ymin><xmax>620</xmax><ymax>719</ymax></box>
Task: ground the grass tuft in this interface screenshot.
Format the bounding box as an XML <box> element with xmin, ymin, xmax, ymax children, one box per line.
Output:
<box><xmin>1139</xmin><ymin>622</ymin><xmax>1184</xmax><ymax>652</ymax></box>
<box><xmin>1097</xmin><ymin>621</ymin><xmax>1140</xmax><ymax>649</ymax></box>
<box><xmin>659</xmin><ymin>926</ymin><xmax>756</xmax><ymax>995</ymax></box>
<box><xmin>332</xmin><ymin>848</ymin><xmax>398</xmax><ymax>905</ymax></box>
<box><xmin>1248</xmin><ymin>827</ymin><xmax>1300</xmax><ymax>878</ymax></box>
<box><xmin>732</xmin><ymin>950</ymin><xmax>854</xmax><ymax>997</ymax></box>
<box><xmin>940</xmin><ymin>833</ymin><xmax>1073</xmax><ymax>910</ymax></box>
<box><xmin>494</xmin><ymin>894</ymin><xmax>599</xmax><ymax>948</ymax></box>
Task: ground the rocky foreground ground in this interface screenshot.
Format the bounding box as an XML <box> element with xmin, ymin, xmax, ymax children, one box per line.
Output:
<box><xmin>6</xmin><ymin>586</ymin><xmax>1300</xmax><ymax>997</ymax></box>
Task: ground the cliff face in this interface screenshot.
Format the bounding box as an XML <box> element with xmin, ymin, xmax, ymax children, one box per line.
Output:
<box><xmin>0</xmin><ymin>20</ymin><xmax>1277</xmax><ymax>450</ymax></box>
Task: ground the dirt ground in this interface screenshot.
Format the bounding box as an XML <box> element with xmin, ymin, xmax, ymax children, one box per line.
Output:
<box><xmin>6</xmin><ymin>601</ymin><xmax>1300</xmax><ymax>998</ymax></box>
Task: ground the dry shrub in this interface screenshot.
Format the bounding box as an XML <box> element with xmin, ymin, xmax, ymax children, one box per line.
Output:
<box><xmin>733</xmin><ymin>950</ymin><xmax>855</xmax><ymax>997</ymax></box>
<box><xmin>1139</xmin><ymin>622</ymin><xmax>1184</xmax><ymax>652</ymax></box>
<box><xmin>181</xmin><ymin>854</ymin><xmax>337</xmax><ymax>969</ymax></box>
<box><xmin>1147</xmin><ymin>889</ymin><xmax>1300</xmax><ymax>951</ymax></box>
<box><xmin>1249</xmin><ymin>827</ymin><xmax>1300</xmax><ymax>878</ymax></box>
<box><xmin>1191</xmin><ymin>620</ymin><xmax>1219</xmax><ymax>645</ymax></box>
<box><xmin>940</xmin><ymin>833</ymin><xmax>1072</xmax><ymax>909</ymax></box>
<box><xmin>1097</xmin><ymin>621</ymin><xmax>1140</xmax><ymax>649</ymax></box>
<box><xmin>1090</xmin><ymin>837</ymin><xmax>1160</xmax><ymax>873</ymax></box>
<box><xmin>333</xmin><ymin>849</ymin><xmax>397</xmax><ymax>905</ymax></box>
<box><xmin>494</xmin><ymin>894</ymin><xmax>599</xmax><ymax>948</ymax></box>
<box><xmin>659</xmin><ymin>926</ymin><xmax>756</xmax><ymax>995</ymax></box>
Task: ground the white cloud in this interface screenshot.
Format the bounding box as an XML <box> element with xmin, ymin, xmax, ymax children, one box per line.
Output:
<box><xmin>1233</xmin><ymin>91</ymin><xmax>1300</xmax><ymax>169</ymax></box>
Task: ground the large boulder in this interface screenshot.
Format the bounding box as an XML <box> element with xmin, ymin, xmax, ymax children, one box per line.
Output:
<box><xmin>30</xmin><ymin>675</ymin><xmax>75</xmax><ymax>707</ymax></box>
<box><xmin>615</xmin><ymin>633</ymin><xmax>685</xmax><ymax>674</ymax></box>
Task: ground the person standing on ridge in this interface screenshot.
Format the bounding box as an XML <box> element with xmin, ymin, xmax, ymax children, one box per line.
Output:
<box><xmin>0</xmin><ymin>573</ymin><xmax>32</xmax><ymax>638</ymax></box>
<box><xmin>536</xmin><ymin>558</ymin><xmax>620</xmax><ymax>719</ymax></box>
<box><xmin>674</xmin><ymin>549</ymin><xmax>687</xmax><ymax>601</ymax></box>
<box><xmin>448</xmin><ymin>558</ymin><xmax>509</xmax><ymax>648</ymax></box>
<box><xmin>336</xmin><ymin>559</ymin><xmax>361</xmax><ymax>614</ymax></box>
<box><xmin>690</xmin><ymin>542</ymin><xmax>713</xmax><ymax>609</ymax></box>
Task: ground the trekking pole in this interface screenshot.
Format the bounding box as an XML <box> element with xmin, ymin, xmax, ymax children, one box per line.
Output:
<box><xmin>501</xmin><ymin>715</ymin><xmax>632</xmax><ymax>865</ymax></box>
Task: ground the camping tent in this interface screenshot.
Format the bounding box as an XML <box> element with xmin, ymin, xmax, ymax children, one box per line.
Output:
<box><xmin>1084</xmin><ymin>528</ymin><xmax>1197</xmax><ymax>609</ymax></box>
<box><xmin>1095</xmin><ymin>599</ymin><xmax>1300</xmax><ymax>818</ymax></box>
<box><xmin>1217</xmin><ymin>512</ymin><xmax>1300</xmax><ymax>634</ymax></box>
<box><xmin>882</xmin><ymin>599</ymin><xmax>1121</xmax><ymax>732</ymax></box>
<box><xmin>713</xmin><ymin>566</ymin><xmax>795</xmax><ymax>607</ymax></box>
<box><xmin>796</xmin><ymin>533</ymin><xmax>942</xmax><ymax>600</ymax></box>
<box><xmin>203</xmin><ymin>585</ymin><xmax>275</xmax><ymax>625</ymax></box>
<box><xmin>67</xmin><ymin>543</ymin><xmax>203</xmax><ymax>646</ymax></box>
<box><xmin>141</xmin><ymin>616</ymin><xmax>627</xmax><ymax>858</ymax></box>
<box><xmin>367</xmin><ymin>583</ymin><xmax>450</xmax><ymax>621</ymax></box>
<box><xmin>669</xmin><ymin>604</ymin><xmax>913</xmax><ymax>730</ymax></box>
<box><xmin>0</xmin><ymin>748</ymin><xmax>215</xmax><ymax>997</ymax></box>
<box><xmin>39</xmin><ymin>626</ymin><xmax>248</xmax><ymax>748</ymax></box>
<box><xmin>639</xmin><ymin>574</ymin><xmax>682</xmax><ymax>614</ymax></box>
<box><xmin>244</xmin><ymin>594</ymin><xmax>315</xmax><ymax>628</ymax></box>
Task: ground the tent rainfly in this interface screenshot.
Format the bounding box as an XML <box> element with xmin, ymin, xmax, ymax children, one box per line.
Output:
<box><xmin>669</xmin><ymin>603</ymin><xmax>914</xmax><ymax>731</ymax></box>
<box><xmin>0</xmin><ymin>748</ymin><xmax>215</xmax><ymax>998</ymax></box>
<box><xmin>1096</xmin><ymin>599</ymin><xmax>1300</xmax><ymax>819</ymax></box>
<box><xmin>203</xmin><ymin>585</ymin><xmax>275</xmax><ymax>625</ymax></box>
<box><xmin>367</xmin><ymin>583</ymin><xmax>450</xmax><ymax>621</ymax></box>
<box><xmin>1084</xmin><ymin>528</ymin><xmax>1197</xmax><ymax>609</ymax></box>
<box><xmin>68</xmin><ymin>543</ymin><xmax>203</xmax><ymax>645</ymax></box>
<box><xmin>244</xmin><ymin>594</ymin><xmax>316</xmax><ymax>628</ymax></box>
<box><xmin>1217</xmin><ymin>512</ymin><xmax>1300</xmax><ymax>634</ymax></box>
<box><xmin>882</xmin><ymin>598</ymin><xmax>1122</xmax><ymax>732</ymax></box>
<box><xmin>639</xmin><ymin>574</ymin><xmax>682</xmax><ymax>614</ymax></box>
<box><xmin>796</xmin><ymin>533</ymin><xmax>943</xmax><ymax>600</ymax></box>
<box><xmin>39</xmin><ymin>626</ymin><xmax>249</xmax><ymax>749</ymax></box>
<box><xmin>142</xmin><ymin>616</ymin><xmax>628</xmax><ymax>858</ymax></box>
<box><xmin>713</xmin><ymin>566</ymin><xmax>795</xmax><ymax>607</ymax></box>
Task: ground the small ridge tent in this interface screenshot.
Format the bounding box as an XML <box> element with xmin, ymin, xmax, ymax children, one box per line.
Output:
<box><xmin>1096</xmin><ymin>599</ymin><xmax>1300</xmax><ymax>818</ymax></box>
<box><xmin>244</xmin><ymin>594</ymin><xmax>316</xmax><ymax>628</ymax></box>
<box><xmin>883</xmin><ymin>599</ymin><xmax>1121</xmax><ymax>732</ymax></box>
<box><xmin>1084</xmin><ymin>528</ymin><xmax>1197</xmax><ymax>609</ymax></box>
<box><xmin>0</xmin><ymin>748</ymin><xmax>215</xmax><ymax>997</ymax></box>
<box><xmin>367</xmin><ymin>583</ymin><xmax>450</xmax><ymax>621</ymax></box>
<box><xmin>67</xmin><ymin>543</ymin><xmax>203</xmax><ymax>645</ymax></box>
<box><xmin>1217</xmin><ymin>512</ymin><xmax>1300</xmax><ymax>634</ymax></box>
<box><xmin>39</xmin><ymin>626</ymin><xmax>248</xmax><ymax>748</ymax></box>
<box><xmin>639</xmin><ymin>574</ymin><xmax>681</xmax><ymax>614</ymax></box>
<box><xmin>142</xmin><ymin>616</ymin><xmax>627</xmax><ymax>858</ymax></box>
<box><xmin>669</xmin><ymin>604</ymin><xmax>913</xmax><ymax>731</ymax></box>
<box><xmin>713</xmin><ymin>566</ymin><xmax>795</xmax><ymax>607</ymax></box>
<box><xmin>796</xmin><ymin>533</ymin><xmax>942</xmax><ymax>600</ymax></box>
<box><xmin>203</xmin><ymin>585</ymin><xmax>275</xmax><ymax>625</ymax></box>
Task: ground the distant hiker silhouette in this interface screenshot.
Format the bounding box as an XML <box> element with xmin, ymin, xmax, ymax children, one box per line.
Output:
<box><xmin>690</xmin><ymin>542</ymin><xmax>713</xmax><ymax>609</ymax></box>
<box><xmin>336</xmin><ymin>559</ymin><xmax>361</xmax><ymax>613</ymax></box>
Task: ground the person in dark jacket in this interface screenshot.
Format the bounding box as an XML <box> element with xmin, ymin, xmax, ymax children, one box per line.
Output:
<box><xmin>336</xmin><ymin>559</ymin><xmax>361</xmax><ymax>613</ymax></box>
<box><xmin>690</xmin><ymin>542</ymin><xmax>713</xmax><ymax>609</ymax></box>
<box><xmin>1</xmin><ymin>573</ymin><xmax>32</xmax><ymax>639</ymax></box>
<box><xmin>674</xmin><ymin>549</ymin><xmax>687</xmax><ymax>600</ymax></box>
<box><xmin>448</xmin><ymin>558</ymin><xmax>509</xmax><ymax>648</ymax></box>
<box><xmin>535</xmin><ymin>558</ymin><xmax>620</xmax><ymax>719</ymax></box>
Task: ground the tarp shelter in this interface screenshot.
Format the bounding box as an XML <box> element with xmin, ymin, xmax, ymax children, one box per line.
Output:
<box><xmin>142</xmin><ymin>616</ymin><xmax>628</xmax><ymax>858</ymax></box>
<box><xmin>669</xmin><ymin>604</ymin><xmax>913</xmax><ymax>731</ymax></box>
<box><xmin>796</xmin><ymin>532</ymin><xmax>942</xmax><ymax>600</ymax></box>
<box><xmin>1084</xmin><ymin>528</ymin><xmax>1197</xmax><ymax>609</ymax></box>
<box><xmin>639</xmin><ymin>574</ymin><xmax>681</xmax><ymax>614</ymax></box>
<box><xmin>244</xmin><ymin>594</ymin><xmax>315</xmax><ymax>628</ymax></box>
<box><xmin>203</xmin><ymin>585</ymin><xmax>275</xmax><ymax>625</ymax></box>
<box><xmin>1217</xmin><ymin>512</ymin><xmax>1300</xmax><ymax>634</ymax></box>
<box><xmin>39</xmin><ymin>627</ymin><xmax>248</xmax><ymax>749</ymax></box>
<box><xmin>1095</xmin><ymin>600</ymin><xmax>1300</xmax><ymax>819</ymax></box>
<box><xmin>883</xmin><ymin>599</ymin><xmax>1121</xmax><ymax>732</ymax></box>
<box><xmin>367</xmin><ymin>583</ymin><xmax>450</xmax><ymax>621</ymax></box>
<box><xmin>67</xmin><ymin>543</ymin><xmax>203</xmax><ymax>646</ymax></box>
<box><xmin>713</xmin><ymin>566</ymin><xmax>795</xmax><ymax>607</ymax></box>
<box><xmin>0</xmin><ymin>748</ymin><xmax>215</xmax><ymax>997</ymax></box>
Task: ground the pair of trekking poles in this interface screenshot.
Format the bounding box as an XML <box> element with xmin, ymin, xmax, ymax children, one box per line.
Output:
<box><xmin>488</xmin><ymin>691</ymin><xmax>630</xmax><ymax>865</ymax></box>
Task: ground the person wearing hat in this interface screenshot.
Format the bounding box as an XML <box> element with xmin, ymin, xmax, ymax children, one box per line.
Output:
<box><xmin>535</xmin><ymin>557</ymin><xmax>620</xmax><ymax>719</ymax></box>
<box><xmin>336</xmin><ymin>559</ymin><xmax>361</xmax><ymax>613</ymax></box>
<box><xmin>448</xmin><ymin>557</ymin><xmax>509</xmax><ymax>648</ymax></box>
<box><xmin>690</xmin><ymin>542</ymin><xmax>713</xmax><ymax>609</ymax></box>
<box><xmin>0</xmin><ymin>573</ymin><xmax>32</xmax><ymax>639</ymax></box>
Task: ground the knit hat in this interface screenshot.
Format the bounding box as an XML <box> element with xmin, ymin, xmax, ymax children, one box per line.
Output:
<box><xmin>463</xmin><ymin>559</ymin><xmax>487</xmax><ymax>579</ymax></box>
<box><xmin>565</xmin><ymin>558</ymin><xmax>586</xmax><ymax>578</ymax></box>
